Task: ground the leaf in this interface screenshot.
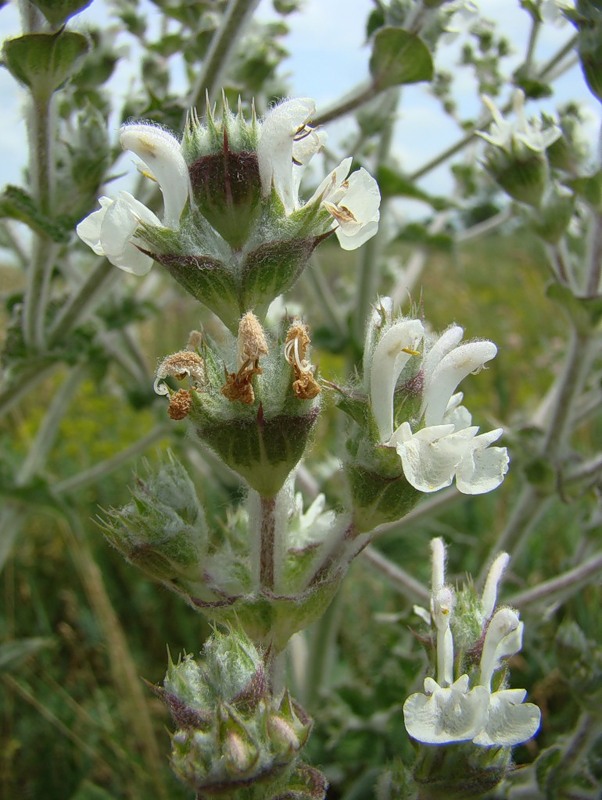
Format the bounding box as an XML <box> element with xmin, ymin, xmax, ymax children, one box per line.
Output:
<box><xmin>0</xmin><ymin>185</ymin><xmax>73</xmax><ymax>243</ymax></box>
<box><xmin>369</xmin><ymin>27</ymin><xmax>433</xmax><ymax>90</ymax></box>
<box><xmin>2</xmin><ymin>30</ymin><xmax>89</xmax><ymax>99</ymax></box>
<box><xmin>29</xmin><ymin>0</ymin><xmax>92</xmax><ymax>26</ymax></box>
<box><xmin>0</xmin><ymin>638</ymin><xmax>53</xmax><ymax>671</ymax></box>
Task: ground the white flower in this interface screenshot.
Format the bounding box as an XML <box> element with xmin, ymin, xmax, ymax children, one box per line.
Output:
<box><xmin>404</xmin><ymin>675</ymin><xmax>490</xmax><ymax>744</ymax></box>
<box><xmin>473</xmin><ymin>608</ymin><xmax>541</xmax><ymax>747</ymax></box>
<box><xmin>287</xmin><ymin>492</ymin><xmax>336</xmax><ymax>550</ymax></box>
<box><xmin>257</xmin><ymin>97</ymin><xmax>323</xmax><ymax>215</ymax></box>
<box><xmin>540</xmin><ymin>0</ymin><xmax>575</xmax><ymax>26</ymax></box>
<box><xmin>76</xmin><ymin>191</ymin><xmax>162</xmax><ymax>276</ymax></box>
<box><xmin>258</xmin><ymin>99</ymin><xmax>381</xmax><ymax>249</ymax></box>
<box><xmin>308</xmin><ymin>157</ymin><xmax>381</xmax><ymax>250</ymax></box>
<box><xmin>77</xmin><ymin>125</ymin><xmax>191</xmax><ymax>275</ymax></box>
<box><xmin>369</xmin><ymin>317</ymin><xmax>425</xmax><ymax>443</ymax></box>
<box><xmin>403</xmin><ymin>539</ymin><xmax>541</xmax><ymax>748</ymax></box>
<box><xmin>478</xmin><ymin>90</ymin><xmax>562</xmax><ymax>154</ymax></box>
<box><xmin>366</xmin><ymin>306</ymin><xmax>509</xmax><ymax>495</ymax></box>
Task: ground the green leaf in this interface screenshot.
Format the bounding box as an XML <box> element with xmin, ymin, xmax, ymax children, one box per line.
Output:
<box><xmin>0</xmin><ymin>185</ymin><xmax>72</xmax><ymax>243</ymax></box>
<box><xmin>29</xmin><ymin>0</ymin><xmax>92</xmax><ymax>26</ymax></box>
<box><xmin>2</xmin><ymin>30</ymin><xmax>89</xmax><ymax>99</ymax></box>
<box><xmin>0</xmin><ymin>637</ymin><xmax>53</xmax><ymax>671</ymax></box>
<box><xmin>377</xmin><ymin>165</ymin><xmax>450</xmax><ymax>210</ymax></box>
<box><xmin>369</xmin><ymin>27</ymin><xmax>433</xmax><ymax>90</ymax></box>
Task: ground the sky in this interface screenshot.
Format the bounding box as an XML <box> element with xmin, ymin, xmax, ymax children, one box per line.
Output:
<box><xmin>0</xmin><ymin>0</ymin><xmax>599</xmax><ymax>201</ymax></box>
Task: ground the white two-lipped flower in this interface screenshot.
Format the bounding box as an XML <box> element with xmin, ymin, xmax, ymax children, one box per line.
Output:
<box><xmin>77</xmin><ymin>125</ymin><xmax>191</xmax><ymax>275</ymax></box>
<box><xmin>257</xmin><ymin>98</ymin><xmax>381</xmax><ymax>250</ymax></box>
<box><xmin>367</xmin><ymin>300</ymin><xmax>509</xmax><ymax>495</ymax></box>
<box><xmin>477</xmin><ymin>90</ymin><xmax>562</xmax><ymax>154</ymax></box>
<box><xmin>403</xmin><ymin>539</ymin><xmax>541</xmax><ymax>747</ymax></box>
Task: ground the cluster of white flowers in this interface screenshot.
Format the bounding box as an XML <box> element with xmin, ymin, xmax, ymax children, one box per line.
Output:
<box><xmin>478</xmin><ymin>90</ymin><xmax>562</xmax><ymax>154</ymax></box>
<box><xmin>366</xmin><ymin>298</ymin><xmax>509</xmax><ymax>495</ymax></box>
<box><xmin>77</xmin><ymin>98</ymin><xmax>381</xmax><ymax>275</ymax></box>
<box><xmin>403</xmin><ymin>538</ymin><xmax>541</xmax><ymax>747</ymax></box>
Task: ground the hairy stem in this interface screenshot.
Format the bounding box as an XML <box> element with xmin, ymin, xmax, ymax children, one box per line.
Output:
<box><xmin>312</xmin><ymin>83</ymin><xmax>376</xmax><ymax>127</ymax></box>
<box><xmin>541</xmin><ymin>327</ymin><xmax>596</xmax><ymax>459</ymax></box>
<box><xmin>48</xmin><ymin>258</ymin><xmax>117</xmax><ymax>346</ymax></box>
<box><xmin>362</xmin><ymin>546</ymin><xmax>430</xmax><ymax>604</ymax></box>
<box><xmin>509</xmin><ymin>551</ymin><xmax>602</xmax><ymax>608</ymax></box>
<box><xmin>585</xmin><ymin>211</ymin><xmax>602</xmax><ymax>297</ymax></box>
<box><xmin>353</xmin><ymin>89</ymin><xmax>399</xmax><ymax>344</ymax></box>
<box><xmin>53</xmin><ymin>424</ymin><xmax>170</xmax><ymax>495</ymax></box>
<box><xmin>260</xmin><ymin>495</ymin><xmax>277</xmax><ymax>592</ymax></box>
<box><xmin>17</xmin><ymin>364</ymin><xmax>87</xmax><ymax>485</ymax></box>
<box><xmin>189</xmin><ymin>0</ymin><xmax>261</xmax><ymax>109</ymax></box>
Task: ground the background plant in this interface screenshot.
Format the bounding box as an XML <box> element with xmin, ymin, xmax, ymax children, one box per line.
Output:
<box><xmin>0</xmin><ymin>1</ymin><xmax>601</xmax><ymax>799</ymax></box>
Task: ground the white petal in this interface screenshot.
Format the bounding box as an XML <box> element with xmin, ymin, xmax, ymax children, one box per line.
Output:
<box><xmin>424</xmin><ymin>340</ymin><xmax>497</xmax><ymax>426</ymax></box>
<box><xmin>362</xmin><ymin>296</ymin><xmax>393</xmax><ymax>390</ymax></box>
<box><xmin>336</xmin><ymin>219</ymin><xmax>379</xmax><ymax>250</ymax></box>
<box><xmin>76</xmin><ymin>197</ymin><xmax>114</xmax><ymax>254</ymax></box>
<box><xmin>257</xmin><ymin>97</ymin><xmax>316</xmax><ymax>213</ymax></box>
<box><xmin>479</xmin><ymin>608</ymin><xmax>523</xmax><ymax>689</ymax></box>
<box><xmin>369</xmin><ymin>320</ymin><xmax>425</xmax><ymax>442</ymax></box>
<box><xmin>308</xmin><ymin>157</ymin><xmax>352</xmax><ymax>206</ymax></box>
<box><xmin>422</xmin><ymin>326</ymin><xmax>464</xmax><ymax>389</ymax></box>
<box><xmin>480</xmin><ymin>552</ymin><xmax>510</xmax><ymax>621</ymax></box>
<box><xmin>327</xmin><ymin>168</ymin><xmax>381</xmax><ymax>250</ymax></box>
<box><xmin>120</xmin><ymin>124</ymin><xmax>190</xmax><ymax>228</ymax></box>
<box><xmin>430</xmin><ymin>537</ymin><xmax>446</xmax><ymax>593</ymax></box>
<box><xmin>456</xmin><ymin>429</ymin><xmax>508</xmax><ymax>495</ymax></box>
<box><xmin>100</xmin><ymin>192</ymin><xmax>160</xmax><ymax>275</ymax></box>
<box><xmin>403</xmin><ymin>679</ymin><xmax>489</xmax><ymax>744</ymax></box>
<box><xmin>395</xmin><ymin>425</ymin><xmax>476</xmax><ymax>493</ymax></box>
<box><xmin>291</xmin><ymin>128</ymin><xmax>327</xmax><ymax>200</ymax></box>
<box><xmin>473</xmin><ymin>690</ymin><xmax>541</xmax><ymax>747</ymax></box>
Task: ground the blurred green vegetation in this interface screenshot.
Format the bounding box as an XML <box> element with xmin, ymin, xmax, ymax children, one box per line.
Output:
<box><xmin>1</xmin><ymin>228</ymin><xmax>600</xmax><ymax>799</ymax></box>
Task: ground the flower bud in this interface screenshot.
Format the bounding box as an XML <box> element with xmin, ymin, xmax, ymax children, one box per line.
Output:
<box><xmin>99</xmin><ymin>453</ymin><xmax>207</xmax><ymax>589</ymax></box>
<box><xmin>160</xmin><ymin>627</ymin><xmax>322</xmax><ymax>797</ymax></box>
<box><xmin>183</xmin><ymin>101</ymin><xmax>262</xmax><ymax>250</ymax></box>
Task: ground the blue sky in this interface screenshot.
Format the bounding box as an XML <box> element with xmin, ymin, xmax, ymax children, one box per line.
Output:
<box><xmin>0</xmin><ymin>0</ymin><xmax>598</xmax><ymax>200</ymax></box>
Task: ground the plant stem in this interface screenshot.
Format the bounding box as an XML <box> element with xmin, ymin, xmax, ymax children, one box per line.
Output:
<box><xmin>353</xmin><ymin>89</ymin><xmax>399</xmax><ymax>344</ymax></box>
<box><xmin>189</xmin><ymin>0</ymin><xmax>261</xmax><ymax>109</ymax></box>
<box><xmin>541</xmin><ymin>327</ymin><xmax>595</xmax><ymax>459</ymax></box>
<box><xmin>585</xmin><ymin>211</ymin><xmax>602</xmax><ymax>297</ymax></box>
<box><xmin>305</xmin><ymin>254</ymin><xmax>347</xmax><ymax>340</ymax></box>
<box><xmin>260</xmin><ymin>495</ymin><xmax>277</xmax><ymax>592</ymax></box>
<box><xmin>53</xmin><ymin>424</ymin><xmax>170</xmax><ymax>495</ymax></box>
<box><xmin>17</xmin><ymin>364</ymin><xmax>87</xmax><ymax>485</ymax></box>
<box><xmin>508</xmin><ymin>551</ymin><xmax>602</xmax><ymax>608</ymax></box>
<box><xmin>312</xmin><ymin>83</ymin><xmax>376</xmax><ymax>127</ymax></box>
<box><xmin>480</xmin><ymin>485</ymin><xmax>550</xmax><ymax>581</ymax></box>
<box><xmin>23</xmin><ymin>85</ymin><xmax>56</xmax><ymax>349</ymax></box>
<box><xmin>362</xmin><ymin>546</ymin><xmax>430</xmax><ymax>603</ymax></box>
<box><xmin>0</xmin><ymin>363</ymin><xmax>57</xmax><ymax>417</ymax></box>
<box><xmin>47</xmin><ymin>258</ymin><xmax>117</xmax><ymax>346</ymax></box>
